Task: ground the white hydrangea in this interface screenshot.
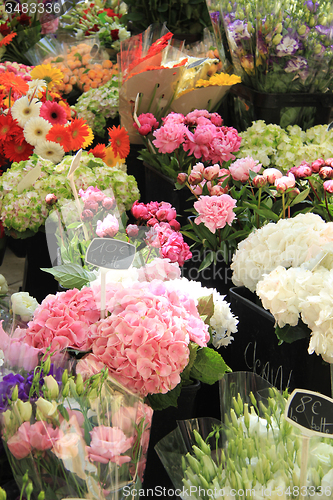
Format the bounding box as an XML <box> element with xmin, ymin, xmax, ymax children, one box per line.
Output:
<box><xmin>231</xmin><ymin>213</ymin><xmax>331</xmax><ymax>292</ymax></box>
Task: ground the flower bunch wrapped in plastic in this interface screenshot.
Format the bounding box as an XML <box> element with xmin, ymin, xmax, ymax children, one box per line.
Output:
<box><xmin>60</xmin><ymin>0</ymin><xmax>130</xmax><ymax>55</ymax></box>
<box><xmin>0</xmin><ymin>351</ymin><xmax>150</xmax><ymax>499</ymax></box>
<box><xmin>156</xmin><ymin>372</ymin><xmax>333</xmax><ymax>498</ymax></box>
<box><xmin>206</xmin><ymin>0</ymin><xmax>333</xmax><ymax>94</ymax></box>
<box><xmin>0</xmin><ymin>150</ymin><xmax>139</xmax><ymax>237</ymax></box>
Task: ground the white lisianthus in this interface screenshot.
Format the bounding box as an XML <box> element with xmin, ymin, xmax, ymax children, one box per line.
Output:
<box><xmin>11</xmin><ymin>291</ymin><xmax>39</xmax><ymax>322</ymax></box>
<box><xmin>0</xmin><ymin>349</ymin><xmax>4</xmax><ymax>367</ymax></box>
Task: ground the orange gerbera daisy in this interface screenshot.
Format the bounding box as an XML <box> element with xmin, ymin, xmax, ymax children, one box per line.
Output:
<box><xmin>0</xmin><ymin>73</ymin><xmax>29</xmax><ymax>95</ymax></box>
<box><xmin>88</xmin><ymin>143</ymin><xmax>106</xmax><ymax>161</ymax></box>
<box><xmin>0</xmin><ymin>32</ymin><xmax>16</xmax><ymax>47</ymax></box>
<box><xmin>46</xmin><ymin>124</ymin><xmax>72</xmax><ymax>152</ymax></box>
<box><xmin>66</xmin><ymin>118</ymin><xmax>94</xmax><ymax>151</ymax></box>
<box><xmin>0</xmin><ymin>114</ymin><xmax>21</xmax><ymax>143</ymax></box>
<box><xmin>108</xmin><ymin>125</ymin><xmax>130</xmax><ymax>160</ymax></box>
<box><xmin>3</xmin><ymin>138</ymin><xmax>34</xmax><ymax>162</ymax></box>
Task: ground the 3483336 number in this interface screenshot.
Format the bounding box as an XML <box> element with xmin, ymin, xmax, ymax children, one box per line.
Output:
<box><xmin>5</xmin><ymin>2</ymin><xmax>61</xmax><ymax>15</ymax></box>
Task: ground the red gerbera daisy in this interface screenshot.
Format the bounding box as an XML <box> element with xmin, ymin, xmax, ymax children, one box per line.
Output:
<box><xmin>46</xmin><ymin>124</ymin><xmax>72</xmax><ymax>152</ymax></box>
<box><xmin>3</xmin><ymin>138</ymin><xmax>34</xmax><ymax>163</ymax></box>
<box><xmin>0</xmin><ymin>72</ymin><xmax>28</xmax><ymax>95</ymax></box>
<box><xmin>66</xmin><ymin>118</ymin><xmax>93</xmax><ymax>151</ymax></box>
<box><xmin>88</xmin><ymin>143</ymin><xmax>106</xmax><ymax>161</ymax></box>
<box><xmin>0</xmin><ymin>32</ymin><xmax>17</xmax><ymax>47</ymax></box>
<box><xmin>108</xmin><ymin>125</ymin><xmax>130</xmax><ymax>160</ymax></box>
<box><xmin>40</xmin><ymin>101</ymin><xmax>68</xmax><ymax>125</ymax></box>
<box><xmin>0</xmin><ymin>114</ymin><xmax>21</xmax><ymax>143</ymax></box>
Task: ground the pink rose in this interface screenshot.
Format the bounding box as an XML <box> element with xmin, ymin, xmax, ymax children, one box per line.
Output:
<box><xmin>229</xmin><ymin>156</ymin><xmax>262</xmax><ymax>182</ymax></box>
<box><xmin>194</xmin><ymin>194</ymin><xmax>237</xmax><ymax>233</ymax></box>
<box><xmin>29</xmin><ymin>421</ymin><xmax>60</xmax><ymax>451</ymax></box>
<box><xmin>87</xmin><ymin>426</ymin><xmax>133</xmax><ymax>465</ymax></box>
<box><xmin>7</xmin><ymin>422</ymin><xmax>32</xmax><ymax>459</ymax></box>
<box><xmin>96</xmin><ymin>214</ymin><xmax>119</xmax><ymax>238</ymax></box>
<box><xmin>274</xmin><ymin>172</ymin><xmax>295</xmax><ymax>192</ymax></box>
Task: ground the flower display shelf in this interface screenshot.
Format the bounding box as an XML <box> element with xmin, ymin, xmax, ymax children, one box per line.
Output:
<box><xmin>224</xmin><ymin>286</ymin><xmax>331</xmax><ymax>396</ymax></box>
<box><xmin>222</xmin><ymin>83</ymin><xmax>333</xmax><ymax>131</ymax></box>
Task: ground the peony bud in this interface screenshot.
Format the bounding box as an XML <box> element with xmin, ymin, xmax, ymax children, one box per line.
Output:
<box><xmin>325</xmin><ymin>158</ymin><xmax>333</xmax><ymax>167</ymax></box>
<box><xmin>252</xmin><ymin>174</ymin><xmax>267</xmax><ymax>187</ymax></box>
<box><xmin>263</xmin><ymin>168</ymin><xmax>283</xmax><ymax>184</ymax></box>
<box><xmin>102</xmin><ymin>197</ymin><xmax>116</xmax><ymax>210</ymax></box>
<box><xmin>45</xmin><ymin>194</ymin><xmax>57</xmax><ymax>206</ymax></box>
<box><xmin>203</xmin><ymin>164</ymin><xmax>219</xmax><ymax>181</ymax></box>
<box><xmin>319</xmin><ymin>166</ymin><xmax>333</xmax><ymax>179</ymax></box>
<box><xmin>177</xmin><ymin>173</ymin><xmax>187</xmax><ymax>185</ymax></box>
<box><xmin>208</xmin><ymin>184</ymin><xmax>227</xmax><ymax>196</ymax></box>
<box><xmin>311</xmin><ymin>158</ymin><xmax>325</xmax><ymax>172</ymax></box>
<box><xmin>323</xmin><ymin>180</ymin><xmax>333</xmax><ymax>193</ymax></box>
<box><xmin>188</xmin><ymin>171</ymin><xmax>203</xmax><ymax>185</ymax></box>
<box><xmin>169</xmin><ymin>219</ymin><xmax>180</xmax><ymax>231</ymax></box>
<box><xmin>126</xmin><ymin>224</ymin><xmax>139</xmax><ymax>238</ymax></box>
<box><xmin>275</xmin><ymin>173</ymin><xmax>295</xmax><ymax>192</ymax></box>
<box><xmin>44</xmin><ymin>375</ymin><xmax>59</xmax><ymax>399</ymax></box>
<box><xmin>81</xmin><ymin>209</ymin><xmax>94</xmax><ymax>222</ymax></box>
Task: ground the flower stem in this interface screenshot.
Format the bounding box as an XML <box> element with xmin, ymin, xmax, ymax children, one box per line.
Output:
<box><xmin>256</xmin><ymin>187</ymin><xmax>261</xmax><ymax>228</ymax></box>
<box><xmin>308</xmin><ymin>179</ymin><xmax>321</xmax><ymax>202</ymax></box>
<box><xmin>282</xmin><ymin>193</ymin><xmax>285</xmax><ymax>218</ymax></box>
<box><xmin>324</xmin><ymin>191</ymin><xmax>332</xmax><ymax>221</ymax></box>
<box><xmin>186</xmin><ymin>182</ymin><xmax>200</xmax><ymax>200</ymax></box>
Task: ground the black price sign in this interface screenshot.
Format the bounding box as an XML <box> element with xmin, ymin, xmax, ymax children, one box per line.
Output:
<box><xmin>285</xmin><ymin>389</ymin><xmax>333</xmax><ymax>438</ymax></box>
<box><xmin>86</xmin><ymin>238</ymin><xmax>135</xmax><ymax>270</ymax></box>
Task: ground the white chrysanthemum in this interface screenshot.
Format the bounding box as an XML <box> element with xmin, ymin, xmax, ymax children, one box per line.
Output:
<box><xmin>231</xmin><ymin>213</ymin><xmax>330</xmax><ymax>292</ymax></box>
<box><xmin>11</xmin><ymin>96</ymin><xmax>42</xmax><ymax>127</ymax></box>
<box><xmin>23</xmin><ymin>116</ymin><xmax>52</xmax><ymax>146</ymax></box>
<box><xmin>34</xmin><ymin>140</ymin><xmax>65</xmax><ymax>164</ymax></box>
<box><xmin>27</xmin><ymin>79</ymin><xmax>47</xmax><ymax>98</ymax></box>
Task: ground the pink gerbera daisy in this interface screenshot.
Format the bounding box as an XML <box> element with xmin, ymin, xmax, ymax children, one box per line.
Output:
<box><xmin>39</xmin><ymin>101</ymin><xmax>68</xmax><ymax>125</ymax></box>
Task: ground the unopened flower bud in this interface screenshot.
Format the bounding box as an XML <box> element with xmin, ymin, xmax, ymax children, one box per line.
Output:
<box><xmin>43</xmin><ymin>356</ymin><xmax>51</xmax><ymax>376</ymax></box>
<box><xmin>0</xmin><ymin>487</ymin><xmax>6</xmax><ymax>500</ymax></box>
<box><xmin>319</xmin><ymin>166</ymin><xmax>333</xmax><ymax>179</ymax></box>
<box><xmin>288</xmin><ymin>188</ymin><xmax>300</xmax><ymax>198</ymax></box>
<box><xmin>177</xmin><ymin>173</ymin><xmax>187</xmax><ymax>185</ymax></box>
<box><xmin>25</xmin><ymin>481</ymin><xmax>33</xmax><ymax>500</ymax></box>
<box><xmin>22</xmin><ymin>472</ymin><xmax>29</xmax><ymax>484</ymax></box>
<box><xmin>203</xmin><ymin>164</ymin><xmax>219</xmax><ymax>181</ymax></box>
<box><xmin>252</xmin><ymin>174</ymin><xmax>267</xmax><ymax>187</ymax></box>
<box><xmin>272</xmin><ymin>34</ymin><xmax>282</xmax><ymax>45</ymax></box>
<box><xmin>311</xmin><ymin>158</ymin><xmax>325</xmax><ymax>172</ymax></box>
<box><xmin>323</xmin><ymin>180</ymin><xmax>333</xmax><ymax>194</ymax></box>
<box><xmin>44</xmin><ymin>375</ymin><xmax>59</xmax><ymax>399</ymax></box>
<box><xmin>76</xmin><ymin>373</ymin><xmax>84</xmax><ymax>395</ymax></box>
<box><xmin>298</xmin><ymin>25</ymin><xmax>307</xmax><ymax>35</ymax></box>
<box><xmin>263</xmin><ymin>167</ymin><xmax>282</xmax><ymax>184</ymax></box>
<box><xmin>11</xmin><ymin>385</ymin><xmax>18</xmax><ymax>401</ymax></box>
<box><xmin>188</xmin><ymin>171</ymin><xmax>203</xmax><ymax>185</ymax></box>
<box><xmin>102</xmin><ymin>197</ymin><xmax>116</xmax><ymax>210</ymax></box>
<box><xmin>62</xmin><ymin>369</ymin><xmax>68</xmax><ymax>387</ymax></box>
<box><xmin>62</xmin><ymin>381</ymin><xmax>70</xmax><ymax>398</ymax></box>
<box><xmin>126</xmin><ymin>224</ymin><xmax>139</xmax><ymax>238</ymax></box>
<box><xmin>16</xmin><ymin>400</ymin><xmax>32</xmax><ymax>422</ymax></box>
<box><xmin>209</xmin><ymin>184</ymin><xmax>227</xmax><ymax>196</ymax></box>
<box><xmin>45</xmin><ymin>194</ymin><xmax>57</xmax><ymax>206</ymax></box>
<box><xmin>324</xmin><ymin>158</ymin><xmax>333</xmax><ymax>167</ymax></box>
<box><xmin>37</xmin><ymin>492</ymin><xmax>45</xmax><ymax>500</ymax></box>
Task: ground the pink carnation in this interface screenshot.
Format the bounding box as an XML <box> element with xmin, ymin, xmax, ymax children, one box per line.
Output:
<box><xmin>152</xmin><ymin>121</ymin><xmax>187</xmax><ymax>154</ymax></box>
<box><xmin>194</xmin><ymin>195</ymin><xmax>237</xmax><ymax>233</ymax></box>
<box><xmin>229</xmin><ymin>156</ymin><xmax>262</xmax><ymax>182</ymax></box>
<box><xmin>23</xmin><ymin>288</ymin><xmax>100</xmax><ymax>352</ymax></box>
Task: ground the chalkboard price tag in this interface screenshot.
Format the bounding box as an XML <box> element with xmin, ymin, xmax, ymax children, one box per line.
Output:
<box><xmin>86</xmin><ymin>238</ymin><xmax>136</xmax><ymax>270</ymax></box>
<box><xmin>285</xmin><ymin>389</ymin><xmax>333</xmax><ymax>438</ymax></box>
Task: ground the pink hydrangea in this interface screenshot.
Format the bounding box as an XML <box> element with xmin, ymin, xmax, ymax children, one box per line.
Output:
<box><xmin>194</xmin><ymin>195</ymin><xmax>237</xmax><ymax>233</ymax></box>
<box><xmin>89</xmin><ymin>280</ymin><xmax>208</xmax><ymax>397</ymax></box>
<box><xmin>137</xmin><ymin>258</ymin><xmax>181</xmax><ymax>282</ymax></box>
<box><xmin>96</xmin><ymin>214</ymin><xmax>119</xmax><ymax>238</ymax></box>
<box><xmin>23</xmin><ymin>288</ymin><xmax>100</xmax><ymax>352</ymax></box>
<box><xmin>229</xmin><ymin>156</ymin><xmax>262</xmax><ymax>182</ymax></box>
<box><xmin>152</xmin><ymin>121</ymin><xmax>187</xmax><ymax>154</ymax></box>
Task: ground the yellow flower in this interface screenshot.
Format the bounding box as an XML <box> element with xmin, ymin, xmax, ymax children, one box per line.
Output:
<box><xmin>196</xmin><ymin>72</ymin><xmax>241</xmax><ymax>88</ymax></box>
<box><xmin>30</xmin><ymin>64</ymin><xmax>64</xmax><ymax>90</ymax></box>
<box><xmin>82</xmin><ymin>124</ymin><xmax>94</xmax><ymax>149</ymax></box>
<box><xmin>104</xmin><ymin>145</ymin><xmax>125</xmax><ymax>168</ymax></box>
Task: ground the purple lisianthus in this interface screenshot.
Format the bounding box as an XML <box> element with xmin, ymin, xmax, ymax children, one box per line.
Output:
<box><xmin>315</xmin><ymin>25</ymin><xmax>333</xmax><ymax>39</ymax></box>
<box><xmin>284</xmin><ymin>56</ymin><xmax>308</xmax><ymax>73</ymax></box>
<box><xmin>304</xmin><ymin>0</ymin><xmax>319</xmax><ymax>13</ymax></box>
<box><xmin>210</xmin><ymin>11</ymin><xmax>220</xmax><ymax>25</ymax></box>
<box><xmin>229</xmin><ymin>19</ymin><xmax>251</xmax><ymax>43</ymax></box>
<box><xmin>276</xmin><ymin>35</ymin><xmax>301</xmax><ymax>57</ymax></box>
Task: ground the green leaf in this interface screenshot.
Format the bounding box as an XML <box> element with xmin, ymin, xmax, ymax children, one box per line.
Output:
<box><xmin>290</xmin><ymin>188</ymin><xmax>310</xmax><ymax>206</ymax></box>
<box><xmin>146</xmin><ymin>382</ymin><xmax>182</xmax><ymax>410</ymax></box>
<box><xmin>197</xmin><ymin>294</ymin><xmax>214</xmax><ymax>321</ymax></box>
<box><xmin>180</xmin><ymin>342</ymin><xmax>199</xmax><ymax>384</ymax></box>
<box><xmin>41</xmin><ymin>264</ymin><xmax>96</xmax><ymax>290</ymax></box>
<box><xmin>198</xmin><ymin>251</ymin><xmax>214</xmax><ymax>271</ymax></box>
<box><xmin>190</xmin><ymin>347</ymin><xmax>231</xmax><ymax>384</ymax></box>
<box><xmin>275</xmin><ymin>321</ymin><xmax>311</xmax><ymax>344</ymax></box>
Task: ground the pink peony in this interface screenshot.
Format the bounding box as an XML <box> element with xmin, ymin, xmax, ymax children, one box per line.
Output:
<box><xmin>23</xmin><ymin>287</ymin><xmax>100</xmax><ymax>352</ymax></box>
<box><xmin>133</xmin><ymin>113</ymin><xmax>159</xmax><ymax>136</ymax></box>
<box><xmin>152</xmin><ymin>121</ymin><xmax>187</xmax><ymax>154</ymax></box>
<box><xmin>274</xmin><ymin>172</ymin><xmax>295</xmax><ymax>192</ymax></box>
<box><xmin>263</xmin><ymin>168</ymin><xmax>283</xmax><ymax>184</ymax></box>
<box><xmin>155</xmin><ymin>202</ymin><xmax>177</xmax><ymax>222</ymax></box>
<box><xmin>229</xmin><ymin>156</ymin><xmax>262</xmax><ymax>182</ymax></box>
<box><xmin>184</xmin><ymin>109</ymin><xmax>211</xmax><ymax>125</ymax></box>
<box><xmin>194</xmin><ymin>195</ymin><xmax>237</xmax><ymax>233</ymax></box>
<box><xmin>289</xmin><ymin>161</ymin><xmax>312</xmax><ymax>179</ymax></box>
<box><xmin>137</xmin><ymin>258</ymin><xmax>181</xmax><ymax>282</ymax></box>
<box><xmin>96</xmin><ymin>214</ymin><xmax>119</xmax><ymax>238</ymax></box>
<box><xmin>87</xmin><ymin>426</ymin><xmax>133</xmax><ymax>465</ymax></box>
<box><xmin>208</xmin><ymin>126</ymin><xmax>241</xmax><ymax>164</ymax></box>
<box><xmin>131</xmin><ymin>200</ymin><xmax>149</xmax><ymax>220</ymax></box>
<box><xmin>160</xmin><ymin>232</ymin><xmax>192</xmax><ymax>266</ymax></box>
<box><xmin>311</xmin><ymin>158</ymin><xmax>325</xmax><ymax>173</ymax></box>
<box><xmin>323</xmin><ymin>180</ymin><xmax>333</xmax><ymax>193</ymax></box>
<box><xmin>204</xmin><ymin>164</ymin><xmax>220</xmax><ymax>181</ymax></box>
<box><xmin>183</xmin><ymin>123</ymin><xmax>217</xmax><ymax>161</ymax></box>
<box><xmin>7</xmin><ymin>422</ymin><xmax>32</xmax><ymax>459</ymax></box>
<box><xmin>126</xmin><ymin>224</ymin><xmax>139</xmax><ymax>238</ymax></box>
<box><xmin>163</xmin><ymin>112</ymin><xmax>185</xmax><ymax>125</ymax></box>
<box><xmin>79</xmin><ymin>186</ymin><xmax>105</xmax><ymax>204</ymax></box>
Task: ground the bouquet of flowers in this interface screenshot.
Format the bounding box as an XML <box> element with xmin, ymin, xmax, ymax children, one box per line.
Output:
<box><xmin>230</xmin><ymin>212</ymin><xmax>333</xmax><ymax>362</ymax></box>
<box><xmin>156</xmin><ymin>372</ymin><xmax>333</xmax><ymax>498</ymax></box>
<box><xmin>0</xmin><ymin>349</ymin><xmax>150</xmax><ymax>499</ymax></box>
<box><xmin>120</xmin><ymin>26</ymin><xmax>240</xmax><ymax>142</ymax></box>
<box><xmin>59</xmin><ymin>0</ymin><xmax>131</xmax><ymax>56</ymax></box>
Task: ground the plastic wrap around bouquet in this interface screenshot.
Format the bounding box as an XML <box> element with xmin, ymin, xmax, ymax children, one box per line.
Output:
<box><xmin>0</xmin><ymin>350</ymin><xmax>149</xmax><ymax>500</ymax></box>
<box><xmin>118</xmin><ymin>25</ymin><xmax>241</xmax><ymax>143</ymax></box>
<box><xmin>156</xmin><ymin>372</ymin><xmax>333</xmax><ymax>498</ymax></box>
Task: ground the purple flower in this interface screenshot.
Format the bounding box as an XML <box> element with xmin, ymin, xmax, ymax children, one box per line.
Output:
<box><xmin>276</xmin><ymin>35</ymin><xmax>301</xmax><ymax>57</ymax></box>
<box><xmin>228</xmin><ymin>20</ymin><xmax>251</xmax><ymax>43</ymax></box>
<box><xmin>304</xmin><ymin>0</ymin><xmax>319</xmax><ymax>12</ymax></box>
<box><xmin>284</xmin><ymin>56</ymin><xmax>308</xmax><ymax>73</ymax></box>
<box><xmin>315</xmin><ymin>24</ymin><xmax>333</xmax><ymax>39</ymax></box>
<box><xmin>210</xmin><ymin>11</ymin><xmax>220</xmax><ymax>25</ymax></box>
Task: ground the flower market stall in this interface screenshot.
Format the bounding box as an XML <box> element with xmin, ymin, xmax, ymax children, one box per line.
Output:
<box><xmin>1</xmin><ymin>1</ymin><xmax>333</xmax><ymax>499</ymax></box>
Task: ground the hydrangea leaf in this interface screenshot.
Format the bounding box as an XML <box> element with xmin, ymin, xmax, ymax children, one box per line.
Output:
<box><xmin>190</xmin><ymin>347</ymin><xmax>231</xmax><ymax>385</ymax></box>
<box><xmin>41</xmin><ymin>264</ymin><xmax>96</xmax><ymax>290</ymax></box>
